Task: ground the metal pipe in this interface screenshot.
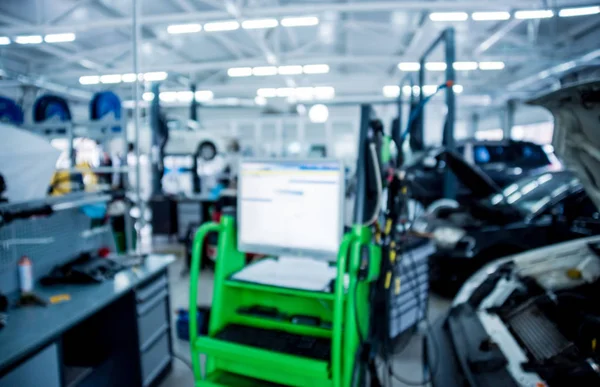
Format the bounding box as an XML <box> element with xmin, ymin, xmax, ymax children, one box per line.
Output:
<box><xmin>443</xmin><ymin>28</ymin><xmax>457</xmax><ymax>199</ymax></box>
<box><xmin>354</xmin><ymin>105</ymin><xmax>372</xmax><ymax>225</ymax></box>
<box><xmin>132</xmin><ymin>0</ymin><xmax>143</xmax><ymax>251</ymax></box>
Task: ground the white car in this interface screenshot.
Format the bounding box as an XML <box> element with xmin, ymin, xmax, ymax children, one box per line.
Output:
<box><xmin>136</xmin><ymin>118</ymin><xmax>228</xmax><ymax>161</ymax></box>
<box><xmin>426</xmin><ymin>81</ymin><xmax>600</xmax><ymax>387</ymax></box>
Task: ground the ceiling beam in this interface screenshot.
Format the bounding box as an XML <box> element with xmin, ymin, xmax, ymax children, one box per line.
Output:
<box><xmin>473</xmin><ymin>19</ymin><xmax>524</xmax><ymax>56</ymax></box>
<box><xmin>0</xmin><ymin>0</ymin><xmax>566</xmax><ymax>35</ymax></box>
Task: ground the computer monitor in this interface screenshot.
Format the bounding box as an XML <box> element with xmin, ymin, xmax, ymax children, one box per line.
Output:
<box><xmin>238</xmin><ymin>159</ymin><xmax>344</xmax><ymax>261</ymax></box>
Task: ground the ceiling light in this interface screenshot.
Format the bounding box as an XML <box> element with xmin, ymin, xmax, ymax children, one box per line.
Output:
<box><xmin>0</xmin><ymin>37</ymin><xmax>10</xmax><ymax>45</ymax></box>
<box><xmin>228</xmin><ymin>67</ymin><xmax>252</xmax><ymax>77</ymax></box>
<box><xmin>143</xmin><ymin>71</ymin><xmax>168</xmax><ymax>81</ymax></box>
<box><xmin>204</xmin><ymin>20</ymin><xmax>240</xmax><ymax>32</ymax></box>
<box><xmin>398</xmin><ymin>62</ymin><xmax>421</xmax><ymax>71</ymax></box>
<box><xmin>79</xmin><ymin>75</ymin><xmax>100</xmax><ymax>85</ymax></box>
<box><xmin>100</xmin><ymin>74</ymin><xmax>122</xmax><ymax>84</ymax></box>
<box><xmin>313</xmin><ymin>86</ymin><xmax>335</xmax><ymax>100</ymax></box>
<box><xmin>515</xmin><ymin>10</ymin><xmax>554</xmax><ymax>19</ymax></box>
<box><xmin>142</xmin><ymin>92</ymin><xmax>155</xmax><ymax>101</ymax></box>
<box><xmin>257</xmin><ymin>88</ymin><xmax>277</xmax><ymax>97</ymax></box>
<box><xmin>453</xmin><ymin>61</ymin><xmax>478</xmax><ymax>71</ymax></box>
<box><xmin>303</xmin><ymin>64</ymin><xmax>330</xmax><ymax>74</ymax></box>
<box><xmin>159</xmin><ymin>91</ymin><xmax>177</xmax><ymax>102</ymax></box>
<box><xmin>422</xmin><ymin>85</ymin><xmax>438</xmax><ymax>95</ymax></box>
<box><xmin>121</xmin><ymin>73</ymin><xmax>138</xmax><ymax>83</ymax></box>
<box><xmin>167</xmin><ymin>23</ymin><xmax>202</xmax><ymax>34</ymax></box>
<box><xmin>425</xmin><ymin>62</ymin><xmax>447</xmax><ymax>71</ymax></box>
<box><xmin>295</xmin><ymin>87</ymin><xmax>314</xmax><ymax>101</ymax></box>
<box><xmin>471</xmin><ymin>12</ymin><xmax>511</xmax><ymax>21</ymax></box>
<box><xmin>44</xmin><ymin>33</ymin><xmax>76</xmax><ymax>43</ymax></box>
<box><xmin>478</xmin><ymin>61</ymin><xmax>505</xmax><ymax>70</ymax></box>
<box><xmin>254</xmin><ymin>96</ymin><xmax>267</xmax><ymax>106</ymax></box>
<box><xmin>15</xmin><ymin>35</ymin><xmax>43</xmax><ymax>44</ymax></box>
<box><xmin>278</xmin><ymin>65</ymin><xmax>303</xmax><ymax>75</ymax></box>
<box><xmin>195</xmin><ymin>90</ymin><xmax>214</xmax><ymax>102</ymax></box>
<box><xmin>383</xmin><ymin>85</ymin><xmax>400</xmax><ymax>98</ymax></box>
<box><xmin>281</xmin><ymin>16</ymin><xmax>319</xmax><ymax>27</ymax></box>
<box><xmin>559</xmin><ymin>6</ymin><xmax>600</xmax><ymax>17</ymax></box>
<box><xmin>252</xmin><ymin>66</ymin><xmax>278</xmax><ymax>76</ymax></box>
<box><xmin>176</xmin><ymin>91</ymin><xmax>194</xmax><ymax>102</ymax></box>
<box><xmin>453</xmin><ymin>85</ymin><xmax>464</xmax><ymax>93</ymax></box>
<box><xmin>429</xmin><ymin>12</ymin><xmax>468</xmax><ymax>21</ymax></box>
<box><xmin>276</xmin><ymin>88</ymin><xmax>295</xmax><ymax>97</ymax></box>
<box><xmin>242</xmin><ymin>18</ymin><xmax>278</xmax><ymax>29</ymax></box>
<box><xmin>309</xmin><ymin>104</ymin><xmax>329</xmax><ymax>123</ymax></box>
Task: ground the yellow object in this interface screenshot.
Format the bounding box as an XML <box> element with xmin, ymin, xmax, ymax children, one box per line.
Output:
<box><xmin>395</xmin><ymin>278</ymin><xmax>401</xmax><ymax>295</ymax></box>
<box><xmin>566</xmin><ymin>268</ymin><xmax>582</xmax><ymax>279</ymax></box>
<box><xmin>49</xmin><ymin>294</ymin><xmax>71</xmax><ymax>304</ymax></box>
<box><xmin>385</xmin><ymin>219</ymin><xmax>392</xmax><ymax>235</ymax></box>
<box><xmin>384</xmin><ymin>271</ymin><xmax>392</xmax><ymax>289</ymax></box>
<box><xmin>390</xmin><ymin>250</ymin><xmax>396</xmax><ymax>264</ymax></box>
<box><xmin>593</xmin><ymin>338</ymin><xmax>597</xmax><ymax>352</ymax></box>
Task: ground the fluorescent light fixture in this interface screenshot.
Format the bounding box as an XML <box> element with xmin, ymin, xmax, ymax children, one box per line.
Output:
<box><xmin>402</xmin><ymin>85</ymin><xmax>413</xmax><ymax>95</ymax></box>
<box><xmin>281</xmin><ymin>16</ymin><xmax>319</xmax><ymax>27</ymax></box>
<box><xmin>478</xmin><ymin>61</ymin><xmax>505</xmax><ymax>70</ymax></box>
<box><xmin>453</xmin><ymin>61</ymin><xmax>478</xmax><ymax>71</ymax></box>
<box><xmin>15</xmin><ymin>35</ymin><xmax>43</xmax><ymax>44</ymax></box>
<box><xmin>167</xmin><ymin>23</ymin><xmax>202</xmax><ymax>34</ymax></box>
<box><xmin>276</xmin><ymin>88</ymin><xmax>295</xmax><ymax>97</ymax></box>
<box><xmin>252</xmin><ymin>66</ymin><xmax>278</xmax><ymax>76</ymax></box>
<box><xmin>295</xmin><ymin>87</ymin><xmax>314</xmax><ymax>101</ymax></box>
<box><xmin>176</xmin><ymin>91</ymin><xmax>194</xmax><ymax>102</ymax></box>
<box><xmin>303</xmin><ymin>64</ymin><xmax>330</xmax><ymax>74</ymax></box>
<box><xmin>313</xmin><ymin>86</ymin><xmax>335</xmax><ymax>100</ymax></box>
<box><xmin>44</xmin><ymin>33</ymin><xmax>76</xmax><ymax>43</ymax></box>
<box><xmin>398</xmin><ymin>62</ymin><xmax>421</xmax><ymax>71</ymax></box>
<box><xmin>204</xmin><ymin>20</ymin><xmax>240</xmax><ymax>32</ymax></box>
<box><xmin>195</xmin><ymin>90</ymin><xmax>214</xmax><ymax>102</ymax></box>
<box><xmin>0</xmin><ymin>37</ymin><xmax>10</xmax><ymax>45</ymax></box>
<box><xmin>515</xmin><ymin>10</ymin><xmax>554</xmax><ymax>19</ymax></box>
<box><xmin>383</xmin><ymin>85</ymin><xmax>400</xmax><ymax>98</ymax></box>
<box><xmin>159</xmin><ymin>91</ymin><xmax>178</xmax><ymax>102</ymax></box>
<box><xmin>257</xmin><ymin>88</ymin><xmax>277</xmax><ymax>97</ymax></box>
<box><xmin>142</xmin><ymin>92</ymin><xmax>155</xmax><ymax>101</ymax></box>
<box><xmin>254</xmin><ymin>96</ymin><xmax>267</xmax><ymax>106</ymax></box>
<box><xmin>242</xmin><ymin>18</ymin><xmax>278</xmax><ymax>29</ymax></box>
<box><xmin>227</xmin><ymin>67</ymin><xmax>252</xmax><ymax>77</ymax></box>
<box><xmin>79</xmin><ymin>75</ymin><xmax>100</xmax><ymax>85</ymax></box>
<box><xmin>422</xmin><ymin>85</ymin><xmax>438</xmax><ymax>95</ymax></box>
<box><xmin>278</xmin><ymin>65</ymin><xmax>303</xmax><ymax>75</ymax></box>
<box><xmin>425</xmin><ymin>62</ymin><xmax>447</xmax><ymax>71</ymax></box>
<box><xmin>309</xmin><ymin>104</ymin><xmax>329</xmax><ymax>123</ymax></box>
<box><xmin>100</xmin><ymin>74</ymin><xmax>122</xmax><ymax>84</ymax></box>
<box><xmin>559</xmin><ymin>6</ymin><xmax>600</xmax><ymax>17</ymax></box>
<box><xmin>471</xmin><ymin>12</ymin><xmax>511</xmax><ymax>21</ymax></box>
<box><xmin>121</xmin><ymin>73</ymin><xmax>138</xmax><ymax>83</ymax></box>
<box><xmin>453</xmin><ymin>84</ymin><xmax>464</xmax><ymax>93</ymax></box>
<box><xmin>429</xmin><ymin>12</ymin><xmax>468</xmax><ymax>21</ymax></box>
<box><xmin>143</xmin><ymin>71</ymin><xmax>168</xmax><ymax>81</ymax></box>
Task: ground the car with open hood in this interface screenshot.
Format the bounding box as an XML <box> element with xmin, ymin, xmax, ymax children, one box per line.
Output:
<box><xmin>425</xmin><ymin>81</ymin><xmax>600</xmax><ymax>386</ymax></box>
<box><xmin>404</xmin><ymin>139</ymin><xmax>561</xmax><ymax>206</ymax></box>
<box><xmin>413</xmin><ymin>151</ymin><xmax>599</xmax><ymax>294</ymax></box>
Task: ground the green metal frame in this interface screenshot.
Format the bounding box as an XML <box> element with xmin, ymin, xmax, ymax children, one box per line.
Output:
<box><xmin>189</xmin><ymin>215</ymin><xmax>380</xmax><ymax>387</ymax></box>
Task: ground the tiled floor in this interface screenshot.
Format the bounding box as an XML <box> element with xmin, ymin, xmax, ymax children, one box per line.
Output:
<box><xmin>159</xmin><ymin>250</ymin><xmax>451</xmax><ymax>387</ymax></box>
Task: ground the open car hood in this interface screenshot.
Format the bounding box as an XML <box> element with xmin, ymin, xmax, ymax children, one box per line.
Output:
<box><xmin>441</xmin><ymin>150</ymin><xmax>503</xmax><ymax>199</ymax></box>
<box><xmin>529</xmin><ymin>81</ymin><xmax>600</xmax><ymax>210</ymax></box>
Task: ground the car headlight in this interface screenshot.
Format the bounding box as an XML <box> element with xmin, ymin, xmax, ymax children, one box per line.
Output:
<box><xmin>433</xmin><ymin>226</ymin><xmax>466</xmax><ymax>249</ymax></box>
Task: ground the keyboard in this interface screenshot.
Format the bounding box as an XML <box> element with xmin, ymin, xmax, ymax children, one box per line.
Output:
<box><xmin>215</xmin><ymin>324</ymin><xmax>331</xmax><ymax>361</ymax></box>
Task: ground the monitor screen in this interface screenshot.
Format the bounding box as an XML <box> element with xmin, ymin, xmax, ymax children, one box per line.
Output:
<box><xmin>238</xmin><ymin>159</ymin><xmax>344</xmax><ymax>260</ymax></box>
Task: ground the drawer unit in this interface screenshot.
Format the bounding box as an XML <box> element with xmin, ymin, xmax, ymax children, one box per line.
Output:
<box><xmin>137</xmin><ymin>290</ymin><xmax>169</xmax><ymax>351</ymax></box>
<box><xmin>141</xmin><ymin>332</ymin><xmax>171</xmax><ymax>387</ymax></box>
<box><xmin>0</xmin><ymin>344</ymin><xmax>60</xmax><ymax>387</ymax></box>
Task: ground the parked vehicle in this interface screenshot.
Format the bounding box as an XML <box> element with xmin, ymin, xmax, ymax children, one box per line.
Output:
<box><xmin>404</xmin><ymin>139</ymin><xmax>561</xmax><ymax>206</ymax></box>
<box><xmin>415</xmin><ymin>163</ymin><xmax>600</xmax><ymax>294</ymax></box>
<box><xmin>426</xmin><ymin>80</ymin><xmax>600</xmax><ymax>387</ymax></box>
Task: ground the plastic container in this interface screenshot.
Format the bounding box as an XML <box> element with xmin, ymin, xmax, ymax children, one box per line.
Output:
<box><xmin>176</xmin><ymin>307</ymin><xmax>210</xmax><ymax>341</ymax></box>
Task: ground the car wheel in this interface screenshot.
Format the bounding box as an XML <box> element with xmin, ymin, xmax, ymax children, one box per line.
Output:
<box><xmin>197</xmin><ymin>141</ymin><xmax>217</xmax><ymax>161</ymax></box>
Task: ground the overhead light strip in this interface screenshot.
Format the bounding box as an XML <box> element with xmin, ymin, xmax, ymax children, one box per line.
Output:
<box><xmin>397</xmin><ymin>61</ymin><xmax>505</xmax><ymax>71</ymax></box>
<box><xmin>559</xmin><ymin>6</ymin><xmax>600</xmax><ymax>17</ymax></box>
<box><xmin>227</xmin><ymin>64</ymin><xmax>329</xmax><ymax>77</ymax></box>
<box><xmin>383</xmin><ymin>84</ymin><xmax>463</xmax><ymax>97</ymax></box>
<box><xmin>256</xmin><ymin>86</ymin><xmax>335</xmax><ymax>100</ymax></box>
<box><xmin>44</xmin><ymin>33</ymin><xmax>76</xmax><ymax>43</ymax></box>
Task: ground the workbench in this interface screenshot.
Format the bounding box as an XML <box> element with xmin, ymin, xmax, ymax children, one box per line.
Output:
<box><xmin>0</xmin><ymin>255</ymin><xmax>175</xmax><ymax>387</ymax></box>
